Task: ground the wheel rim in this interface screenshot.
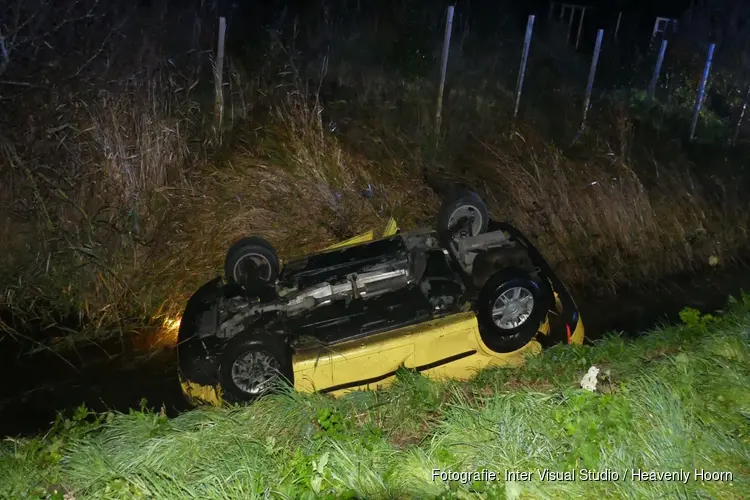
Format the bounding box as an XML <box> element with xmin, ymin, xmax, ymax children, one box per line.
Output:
<box><xmin>491</xmin><ymin>286</ymin><xmax>535</xmax><ymax>330</ymax></box>
<box><xmin>448</xmin><ymin>205</ymin><xmax>483</xmax><ymax>238</ymax></box>
<box><xmin>231</xmin><ymin>350</ymin><xmax>280</xmax><ymax>395</ymax></box>
<box><xmin>233</xmin><ymin>253</ymin><xmax>273</xmax><ymax>282</ymax></box>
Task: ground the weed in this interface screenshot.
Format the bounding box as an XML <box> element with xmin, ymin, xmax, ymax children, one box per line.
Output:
<box><xmin>679</xmin><ymin>306</ymin><xmax>718</xmax><ymax>332</ymax></box>
<box><xmin>315</xmin><ymin>407</ymin><xmax>349</xmax><ymax>439</ymax></box>
<box><xmin>552</xmin><ymin>391</ymin><xmax>635</xmax><ymax>469</ymax></box>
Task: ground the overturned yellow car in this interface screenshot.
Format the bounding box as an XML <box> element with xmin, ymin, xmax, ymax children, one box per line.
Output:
<box><xmin>177</xmin><ymin>191</ymin><xmax>584</xmax><ymax>405</ymax></box>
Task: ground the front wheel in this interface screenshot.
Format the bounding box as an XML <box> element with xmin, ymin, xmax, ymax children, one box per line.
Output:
<box><xmin>476</xmin><ymin>268</ymin><xmax>552</xmax><ymax>353</ymax></box>
<box><xmin>219</xmin><ymin>331</ymin><xmax>293</xmax><ymax>404</ymax></box>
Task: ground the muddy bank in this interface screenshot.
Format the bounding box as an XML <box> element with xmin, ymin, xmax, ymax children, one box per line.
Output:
<box><xmin>1</xmin><ymin>264</ymin><xmax>750</xmax><ymax>437</ymax></box>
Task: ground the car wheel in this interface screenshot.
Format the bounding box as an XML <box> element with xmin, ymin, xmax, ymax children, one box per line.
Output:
<box><xmin>220</xmin><ymin>332</ymin><xmax>293</xmax><ymax>404</ymax></box>
<box><xmin>224</xmin><ymin>237</ymin><xmax>280</xmax><ymax>286</ymax></box>
<box><xmin>476</xmin><ymin>268</ymin><xmax>552</xmax><ymax>353</ymax></box>
<box><xmin>437</xmin><ymin>190</ymin><xmax>489</xmax><ymax>240</ymax></box>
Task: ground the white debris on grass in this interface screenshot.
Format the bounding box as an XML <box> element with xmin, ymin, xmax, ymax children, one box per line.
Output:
<box><xmin>580</xmin><ymin>365</ymin><xmax>600</xmax><ymax>392</ymax></box>
<box><xmin>505</xmin><ymin>480</ymin><xmax>522</xmax><ymax>500</ymax></box>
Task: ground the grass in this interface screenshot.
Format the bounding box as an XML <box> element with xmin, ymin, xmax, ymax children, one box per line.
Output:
<box><xmin>1</xmin><ymin>0</ymin><xmax>750</xmax><ymax>357</ymax></box>
<box><xmin>1</xmin><ymin>298</ymin><xmax>749</xmax><ymax>499</ymax></box>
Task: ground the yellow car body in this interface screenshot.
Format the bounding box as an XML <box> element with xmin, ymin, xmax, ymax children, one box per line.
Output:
<box><xmin>179</xmin><ymin>219</ymin><xmax>584</xmax><ymax>406</ymax></box>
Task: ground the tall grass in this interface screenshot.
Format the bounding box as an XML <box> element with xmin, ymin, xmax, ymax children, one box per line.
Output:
<box><xmin>460</xmin><ymin>120</ymin><xmax>748</xmax><ymax>291</ymax></box>
<box><xmin>0</xmin><ymin>0</ymin><xmax>749</xmax><ymax>353</ymax></box>
<box><xmin>1</xmin><ymin>298</ymin><xmax>748</xmax><ymax>498</ymax></box>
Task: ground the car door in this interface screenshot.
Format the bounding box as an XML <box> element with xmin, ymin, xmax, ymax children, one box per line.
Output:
<box><xmin>324</xmin><ymin>325</ymin><xmax>416</xmax><ymax>394</ymax></box>
<box><xmin>291</xmin><ymin>348</ymin><xmax>335</xmax><ymax>394</ymax></box>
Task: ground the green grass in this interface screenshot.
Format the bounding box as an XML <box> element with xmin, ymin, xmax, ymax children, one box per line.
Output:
<box><xmin>2</xmin><ymin>299</ymin><xmax>749</xmax><ymax>499</ymax></box>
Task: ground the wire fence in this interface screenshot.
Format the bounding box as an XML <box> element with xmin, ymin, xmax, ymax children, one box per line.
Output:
<box><xmin>209</xmin><ymin>0</ymin><xmax>749</xmax><ymax>147</ymax></box>
<box><xmin>413</xmin><ymin>3</ymin><xmax>749</xmax><ymax>145</ymax></box>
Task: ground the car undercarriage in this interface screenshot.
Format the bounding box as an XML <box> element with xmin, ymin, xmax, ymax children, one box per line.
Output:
<box><xmin>202</xmin><ymin>224</ymin><xmax>530</xmax><ymax>347</ymax></box>
<box><xmin>177</xmin><ymin>191</ymin><xmax>584</xmax><ymax>404</ymax></box>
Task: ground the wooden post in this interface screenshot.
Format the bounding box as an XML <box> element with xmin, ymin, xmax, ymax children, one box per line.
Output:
<box><xmin>513</xmin><ymin>15</ymin><xmax>535</xmax><ymax>122</ymax></box>
<box><xmin>214</xmin><ymin>16</ymin><xmax>227</xmax><ymax>134</ymax></box>
<box><xmin>435</xmin><ymin>5</ymin><xmax>455</xmax><ymax>141</ymax></box>
<box><xmin>575</xmin><ymin>7</ymin><xmax>586</xmax><ymax>50</ymax></box>
<box><xmin>690</xmin><ymin>43</ymin><xmax>715</xmax><ymax>142</ymax></box>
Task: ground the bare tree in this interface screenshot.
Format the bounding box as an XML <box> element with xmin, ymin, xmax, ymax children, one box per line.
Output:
<box><xmin>0</xmin><ymin>0</ymin><xmax>107</xmax><ymax>79</ymax></box>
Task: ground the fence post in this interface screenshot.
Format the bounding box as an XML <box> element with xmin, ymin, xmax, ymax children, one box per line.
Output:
<box><xmin>435</xmin><ymin>5</ymin><xmax>455</xmax><ymax>141</ymax></box>
<box><xmin>614</xmin><ymin>12</ymin><xmax>622</xmax><ymax>41</ymax></box>
<box><xmin>690</xmin><ymin>43</ymin><xmax>715</xmax><ymax>142</ymax></box>
<box><xmin>578</xmin><ymin>29</ymin><xmax>604</xmax><ymax>135</ymax></box>
<box><xmin>575</xmin><ymin>8</ymin><xmax>586</xmax><ymax>50</ymax></box>
<box><xmin>214</xmin><ymin>16</ymin><xmax>227</xmax><ymax>135</ymax></box>
<box><xmin>547</xmin><ymin>1</ymin><xmax>554</xmax><ymax>21</ymax></box>
<box><xmin>732</xmin><ymin>84</ymin><xmax>750</xmax><ymax>144</ymax></box>
<box><xmin>647</xmin><ymin>39</ymin><xmax>668</xmax><ymax>100</ymax></box>
<box><xmin>513</xmin><ymin>15</ymin><xmax>535</xmax><ymax>122</ymax></box>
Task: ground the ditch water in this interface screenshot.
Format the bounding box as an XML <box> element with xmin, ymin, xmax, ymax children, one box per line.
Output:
<box><xmin>2</xmin><ymin>263</ymin><xmax>750</xmax><ymax>438</ymax></box>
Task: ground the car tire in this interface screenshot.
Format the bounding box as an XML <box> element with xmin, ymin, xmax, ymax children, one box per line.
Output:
<box><xmin>220</xmin><ymin>331</ymin><xmax>293</xmax><ymax>404</ymax></box>
<box><xmin>224</xmin><ymin>237</ymin><xmax>280</xmax><ymax>286</ymax></box>
<box><xmin>476</xmin><ymin>268</ymin><xmax>552</xmax><ymax>353</ymax></box>
<box><xmin>436</xmin><ymin>190</ymin><xmax>490</xmax><ymax>239</ymax></box>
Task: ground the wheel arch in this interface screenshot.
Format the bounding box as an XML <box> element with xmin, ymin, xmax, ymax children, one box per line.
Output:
<box><xmin>470</xmin><ymin>246</ymin><xmax>538</xmax><ymax>292</ymax></box>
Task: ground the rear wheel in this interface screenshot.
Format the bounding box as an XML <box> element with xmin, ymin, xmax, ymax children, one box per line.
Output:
<box><xmin>219</xmin><ymin>331</ymin><xmax>293</xmax><ymax>404</ymax></box>
<box><xmin>436</xmin><ymin>190</ymin><xmax>489</xmax><ymax>240</ymax></box>
<box><xmin>476</xmin><ymin>268</ymin><xmax>552</xmax><ymax>353</ymax></box>
<box><xmin>224</xmin><ymin>237</ymin><xmax>280</xmax><ymax>287</ymax></box>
